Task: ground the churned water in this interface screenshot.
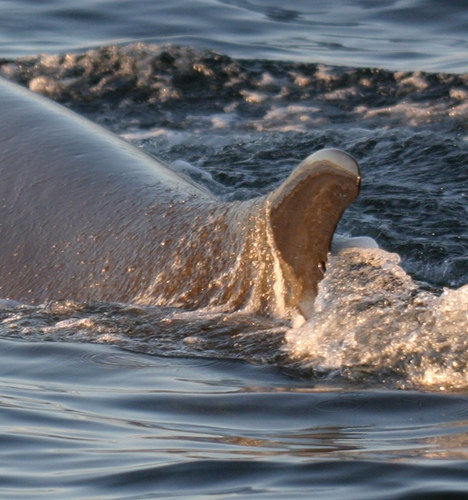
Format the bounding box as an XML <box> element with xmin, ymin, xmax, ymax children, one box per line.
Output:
<box><xmin>0</xmin><ymin>1</ymin><xmax>467</xmax><ymax>498</ymax></box>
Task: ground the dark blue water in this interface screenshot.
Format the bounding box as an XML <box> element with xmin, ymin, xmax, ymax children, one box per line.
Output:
<box><xmin>0</xmin><ymin>1</ymin><xmax>467</xmax><ymax>498</ymax></box>
<box><xmin>1</xmin><ymin>0</ymin><xmax>467</xmax><ymax>73</ymax></box>
<box><xmin>2</xmin><ymin>337</ymin><xmax>468</xmax><ymax>499</ymax></box>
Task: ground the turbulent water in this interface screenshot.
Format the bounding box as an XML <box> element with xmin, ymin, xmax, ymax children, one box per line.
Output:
<box><xmin>0</xmin><ymin>3</ymin><xmax>467</xmax><ymax>492</ymax></box>
<box><xmin>0</xmin><ymin>43</ymin><xmax>466</xmax><ymax>391</ymax></box>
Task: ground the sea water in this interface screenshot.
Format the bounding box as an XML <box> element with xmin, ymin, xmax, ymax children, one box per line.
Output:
<box><xmin>0</xmin><ymin>1</ymin><xmax>467</xmax><ymax>498</ymax></box>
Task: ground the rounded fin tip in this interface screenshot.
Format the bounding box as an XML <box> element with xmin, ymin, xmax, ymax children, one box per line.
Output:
<box><xmin>300</xmin><ymin>148</ymin><xmax>360</xmax><ymax>178</ymax></box>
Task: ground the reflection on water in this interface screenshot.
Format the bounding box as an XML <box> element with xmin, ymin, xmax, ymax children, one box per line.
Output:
<box><xmin>1</xmin><ymin>337</ymin><xmax>467</xmax><ymax>498</ymax></box>
<box><xmin>0</xmin><ymin>2</ymin><xmax>466</xmax><ymax>491</ymax></box>
<box><xmin>3</xmin><ymin>0</ymin><xmax>466</xmax><ymax>72</ymax></box>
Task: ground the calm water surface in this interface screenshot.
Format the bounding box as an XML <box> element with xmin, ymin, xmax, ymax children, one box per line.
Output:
<box><xmin>2</xmin><ymin>337</ymin><xmax>468</xmax><ymax>499</ymax></box>
<box><xmin>1</xmin><ymin>0</ymin><xmax>467</xmax><ymax>72</ymax></box>
<box><xmin>0</xmin><ymin>1</ymin><xmax>467</xmax><ymax>498</ymax></box>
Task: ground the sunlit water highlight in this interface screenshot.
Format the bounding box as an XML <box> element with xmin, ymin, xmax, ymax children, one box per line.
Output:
<box><xmin>0</xmin><ymin>1</ymin><xmax>467</xmax><ymax>497</ymax></box>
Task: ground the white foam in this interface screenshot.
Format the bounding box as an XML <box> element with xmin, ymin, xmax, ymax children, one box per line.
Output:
<box><xmin>283</xmin><ymin>247</ymin><xmax>468</xmax><ymax>390</ymax></box>
<box><xmin>331</xmin><ymin>235</ymin><xmax>379</xmax><ymax>253</ymax></box>
<box><xmin>121</xmin><ymin>128</ymin><xmax>189</xmax><ymax>142</ymax></box>
<box><xmin>171</xmin><ymin>160</ymin><xmax>214</xmax><ymax>183</ymax></box>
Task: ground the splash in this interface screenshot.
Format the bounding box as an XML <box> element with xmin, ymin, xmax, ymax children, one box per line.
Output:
<box><xmin>1</xmin><ymin>245</ymin><xmax>466</xmax><ymax>391</ymax></box>
<box><xmin>0</xmin><ymin>43</ymin><xmax>465</xmax><ymax>391</ymax></box>
<box><xmin>284</xmin><ymin>246</ymin><xmax>468</xmax><ymax>390</ymax></box>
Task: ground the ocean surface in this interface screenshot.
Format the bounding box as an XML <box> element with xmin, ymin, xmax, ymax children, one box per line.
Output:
<box><xmin>0</xmin><ymin>0</ymin><xmax>467</xmax><ymax>498</ymax></box>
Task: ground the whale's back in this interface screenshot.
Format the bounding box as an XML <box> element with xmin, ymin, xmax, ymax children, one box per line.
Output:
<box><xmin>0</xmin><ymin>78</ymin><xmax>360</xmax><ymax>316</ymax></box>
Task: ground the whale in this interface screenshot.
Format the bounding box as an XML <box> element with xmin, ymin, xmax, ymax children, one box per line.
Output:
<box><xmin>0</xmin><ymin>77</ymin><xmax>360</xmax><ymax>318</ymax></box>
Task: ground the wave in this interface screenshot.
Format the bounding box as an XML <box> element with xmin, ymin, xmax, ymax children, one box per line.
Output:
<box><xmin>0</xmin><ymin>43</ymin><xmax>466</xmax><ymax>391</ymax></box>
<box><xmin>0</xmin><ymin>43</ymin><xmax>466</xmax><ymax>134</ymax></box>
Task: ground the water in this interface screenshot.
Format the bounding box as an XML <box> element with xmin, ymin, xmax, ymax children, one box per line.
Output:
<box><xmin>0</xmin><ymin>1</ymin><xmax>467</xmax><ymax>498</ymax></box>
<box><xmin>2</xmin><ymin>337</ymin><xmax>468</xmax><ymax>499</ymax></box>
<box><xmin>1</xmin><ymin>0</ymin><xmax>467</xmax><ymax>73</ymax></box>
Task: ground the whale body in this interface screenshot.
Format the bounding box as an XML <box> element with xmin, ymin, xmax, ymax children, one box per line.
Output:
<box><xmin>0</xmin><ymin>77</ymin><xmax>360</xmax><ymax>318</ymax></box>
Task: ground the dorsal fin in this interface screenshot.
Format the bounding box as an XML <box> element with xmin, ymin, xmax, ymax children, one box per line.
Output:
<box><xmin>268</xmin><ymin>149</ymin><xmax>361</xmax><ymax>317</ymax></box>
